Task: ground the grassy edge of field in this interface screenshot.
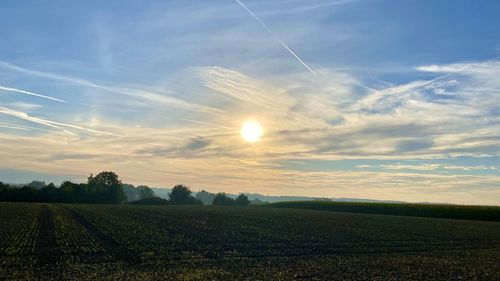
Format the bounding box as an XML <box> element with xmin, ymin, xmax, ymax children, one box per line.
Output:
<box><xmin>262</xmin><ymin>201</ymin><xmax>500</xmax><ymax>222</ymax></box>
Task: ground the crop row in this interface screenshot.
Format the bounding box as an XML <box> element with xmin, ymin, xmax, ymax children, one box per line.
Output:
<box><xmin>2</xmin><ymin>203</ymin><xmax>500</xmax><ymax>280</ymax></box>
<box><xmin>0</xmin><ymin>203</ymin><xmax>40</xmax><ymax>256</ymax></box>
<box><xmin>0</xmin><ymin>203</ymin><xmax>41</xmax><ymax>280</ymax></box>
<box><xmin>50</xmin><ymin>205</ymin><xmax>107</xmax><ymax>263</ymax></box>
<box><xmin>66</xmin><ymin>205</ymin><xmax>500</xmax><ymax>262</ymax></box>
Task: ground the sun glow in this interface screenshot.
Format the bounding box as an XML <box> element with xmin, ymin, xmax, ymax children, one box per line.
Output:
<box><xmin>241</xmin><ymin>121</ymin><xmax>263</xmax><ymax>143</ymax></box>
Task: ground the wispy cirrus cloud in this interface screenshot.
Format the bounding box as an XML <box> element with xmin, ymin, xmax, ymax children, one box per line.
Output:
<box><xmin>0</xmin><ymin>121</ymin><xmax>55</xmax><ymax>133</ymax></box>
<box><xmin>0</xmin><ymin>106</ymin><xmax>115</xmax><ymax>136</ymax></box>
<box><xmin>0</xmin><ymin>60</ymin><xmax>222</xmax><ymax>116</ymax></box>
<box><xmin>8</xmin><ymin>102</ymin><xmax>43</xmax><ymax>111</ymax></box>
<box><xmin>358</xmin><ymin>163</ymin><xmax>497</xmax><ymax>172</ymax></box>
<box><xmin>416</xmin><ymin>60</ymin><xmax>500</xmax><ymax>75</ymax></box>
<box><xmin>0</xmin><ymin>84</ymin><xmax>65</xmax><ymax>103</ymax></box>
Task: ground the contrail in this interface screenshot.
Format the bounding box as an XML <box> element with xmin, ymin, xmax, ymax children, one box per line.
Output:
<box><xmin>0</xmin><ymin>122</ymin><xmax>56</xmax><ymax>133</ymax></box>
<box><xmin>0</xmin><ymin>85</ymin><xmax>66</xmax><ymax>103</ymax></box>
<box><xmin>235</xmin><ymin>0</ymin><xmax>317</xmax><ymax>76</ymax></box>
<box><xmin>0</xmin><ymin>60</ymin><xmax>221</xmax><ymax>116</ymax></box>
<box><xmin>0</xmin><ymin>124</ymin><xmax>30</xmax><ymax>131</ymax></box>
<box><xmin>0</xmin><ymin>106</ymin><xmax>116</xmax><ymax>136</ymax></box>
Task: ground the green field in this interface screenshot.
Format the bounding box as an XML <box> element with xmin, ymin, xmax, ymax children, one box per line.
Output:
<box><xmin>1</xmin><ymin>203</ymin><xmax>500</xmax><ymax>280</ymax></box>
<box><xmin>265</xmin><ymin>201</ymin><xmax>500</xmax><ymax>221</ymax></box>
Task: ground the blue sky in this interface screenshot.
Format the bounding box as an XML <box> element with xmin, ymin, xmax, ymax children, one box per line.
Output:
<box><xmin>0</xmin><ymin>0</ymin><xmax>499</xmax><ymax>204</ymax></box>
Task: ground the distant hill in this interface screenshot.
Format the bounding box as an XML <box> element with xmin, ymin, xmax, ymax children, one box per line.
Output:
<box><xmin>151</xmin><ymin>188</ymin><xmax>171</xmax><ymax>199</ymax></box>
<box><xmin>149</xmin><ymin>187</ymin><xmax>405</xmax><ymax>204</ymax></box>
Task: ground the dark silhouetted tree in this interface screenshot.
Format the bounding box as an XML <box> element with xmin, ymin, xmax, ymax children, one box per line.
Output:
<box><xmin>87</xmin><ymin>171</ymin><xmax>126</xmax><ymax>203</ymax></box>
<box><xmin>212</xmin><ymin>193</ymin><xmax>251</xmax><ymax>206</ymax></box>
<box><xmin>40</xmin><ymin>183</ymin><xmax>58</xmax><ymax>202</ymax></box>
<box><xmin>212</xmin><ymin>193</ymin><xmax>236</xmax><ymax>206</ymax></box>
<box><xmin>0</xmin><ymin>171</ymin><xmax>129</xmax><ymax>204</ymax></box>
<box><xmin>236</xmin><ymin>194</ymin><xmax>250</xmax><ymax>206</ymax></box>
<box><xmin>18</xmin><ymin>186</ymin><xmax>40</xmax><ymax>202</ymax></box>
<box><xmin>169</xmin><ymin>185</ymin><xmax>202</xmax><ymax>205</ymax></box>
<box><xmin>60</xmin><ymin>181</ymin><xmax>75</xmax><ymax>202</ymax></box>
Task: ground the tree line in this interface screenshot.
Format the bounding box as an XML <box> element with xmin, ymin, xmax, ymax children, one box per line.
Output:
<box><xmin>0</xmin><ymin>171</ymin><xmax>251</xmax><ymax>206</ymax></box>
<box><xmin>0</xmin><ymin>172</ymin><xmax>128</xmax><ymax>204</ymax></box>
<box><xmin>195</xmin><ymin>190</ymin><xmax>251</xmax><ymax>206</ymax></box>
<box><xmin>132</xmin><ymin>185</ymin><xmax>250</xmax><ymax>206</ymax></box>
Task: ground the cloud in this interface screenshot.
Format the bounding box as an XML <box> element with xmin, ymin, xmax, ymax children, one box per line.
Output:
<box><xmin>185</xmin><ymin>137</ymin><xmax>212</xmax><ymax>150</ymax></box>
<box><xmin>47</xmin><ymin>153</ymin><xmax>99</xmax><ymax>161</ymax></box>
<box><xmin>136</xmin><ymin>136</ymin><xmax>215</xmax><ymax>158</ymax></box>
<box><xmin>0</xmin><ymin>122</ymin><xmax>56</xmax><ymax>133</ymax></box>
<box><xmin>358</xmin><ymin>163</ymin><xmax>498</xmax><ymax>172</ymax></box>
<box><xmin>194</xmin><ymin>62</ymin><xmax>500</xmax><ymax>160</ymax></box>
<box><xmin>1</xmin><ymin>57</ymin><xmax>499</xmax><ymax>204</ymax></box>
<box><xmin>395</xmin><ymin>139</ymin><xmax>434</xmax><ymax>153</ymax></box>
<box><xmin>442</xmin><ymin>165</ymin><xmax>497</xmax><ymax>171</ymax></box>
<box><xmin>0</xmin><ymin>123</ymin><xmax>30</xmax><ymax>131</ymax></box>
<box><xmin>8</xmin><ymin>102</ymin><xmax>43</xmax><ymax>111</ymax></box>
<box><xmin>0</xmin><ymin>60</ymin><xmax>222</xmax><ymax>116</ymax></box>
<box><xmin>0</xmin><ymin>84</ymin><xmax>65</xmax><ymax>103</ymax></box>
<box><xmin>0</xmin><ymin>106</ymin><xmax>115</xmax><ymax>136</ymax></box>
<box><xmin>3</xmin><ymin>61</ymin><xmax>498</xmax><ymax>162</ymax></box>
<box><xmin>416</xmin><ymin>60</ymin><xmax>500</xmax><ymax>75</ymax></box>
<box><xmin>358</xmin><ymin>164</ymin><xmax>441</xmax><ymax>171</ymax></box>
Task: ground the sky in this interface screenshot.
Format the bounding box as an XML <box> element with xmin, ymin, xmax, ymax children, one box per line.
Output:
<box><xmin>0</xmin><ymin>0</ymin><xmax>499</xmax><ymax>205</ymax></box>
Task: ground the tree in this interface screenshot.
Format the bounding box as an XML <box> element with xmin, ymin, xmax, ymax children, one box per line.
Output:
<box><xmin>235</xmin><ymin>194</ymin><xmax>250</xmax><ymax>206</ymax></box>
<box><xmin>40</xmin><ymin>183</ymin><xmax>59</xmax><ymax>202</ymax></box>
<box><xmin>87</xmin><ymin>171</ymin><xmax>126</xmax><ymax>203</ymax></box>
<box><xmin>169</xmin><ymin>185</ymin><xmax>202</xmax><ymax>205</ymax></box>
<box><xmin>18</xmin><ymin>186</ymin><xmax>40</xmax><ymax>202</ymax></box>
<box><xmin>0</xmin><ymin>172</ymin><xmax>130</xmax><ymax>204</ymax></box>
<box><xmin>72</xmin><ymin>183</ymin><xmax>90</xmax><ymax>202</ymax></box>
<box><xmin>195</xmin><ymin>190</ymin><xmax>216</xmax><ymax>205</ymax></box>
<box><xmin>122</xmin><ymin>184</ymin><xmax>139</xmax><ymax>201</ymax></box>
<box><xmin>250</xmin><ymin>198</ymin><xmax>267</xmax><ymax>205</ymax></box>
<box><xmin>28</xmin><ymin>180</ymin><xmax>46</xmax><ymax>190</ymax></box>
<box><xmin>138</xmin><ymin>185</ymin><xmax>155</xmax><ymax>200</ymax></box>
<box><xmin>212</xmin><ymin>193</ymin><xmax>250</xmax><ymax>206</ymax></box>
<box><xmin>0</xmin><ymin>182</ymin><xmax>7</xmax><ymax>193</ymax></box>
<box><xmin>212</xmin><ymin>193</ymin><xmax>236</xmax><ymax>206</ymax></box>
<box><xmin>0</xmin><ymin>182</ymin><xmax>12</xmax><ymax>201</ymax></box>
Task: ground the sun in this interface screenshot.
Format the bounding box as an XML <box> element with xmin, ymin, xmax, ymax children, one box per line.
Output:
<box><xmin>241</xmin><ymin>121</ymin><xmax>263</xmax><ymax>143</ymax></box>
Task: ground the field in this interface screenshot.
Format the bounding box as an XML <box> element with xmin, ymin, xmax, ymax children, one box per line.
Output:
<box><xmin>266</xmin><ymin>201</ymin><xmax>500</xmax><ymax>221</ymax></box>
<box><xmin>1</xmin><ymin>203</ymin><xmax>500</xmax><ymax>280</ymax></box>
